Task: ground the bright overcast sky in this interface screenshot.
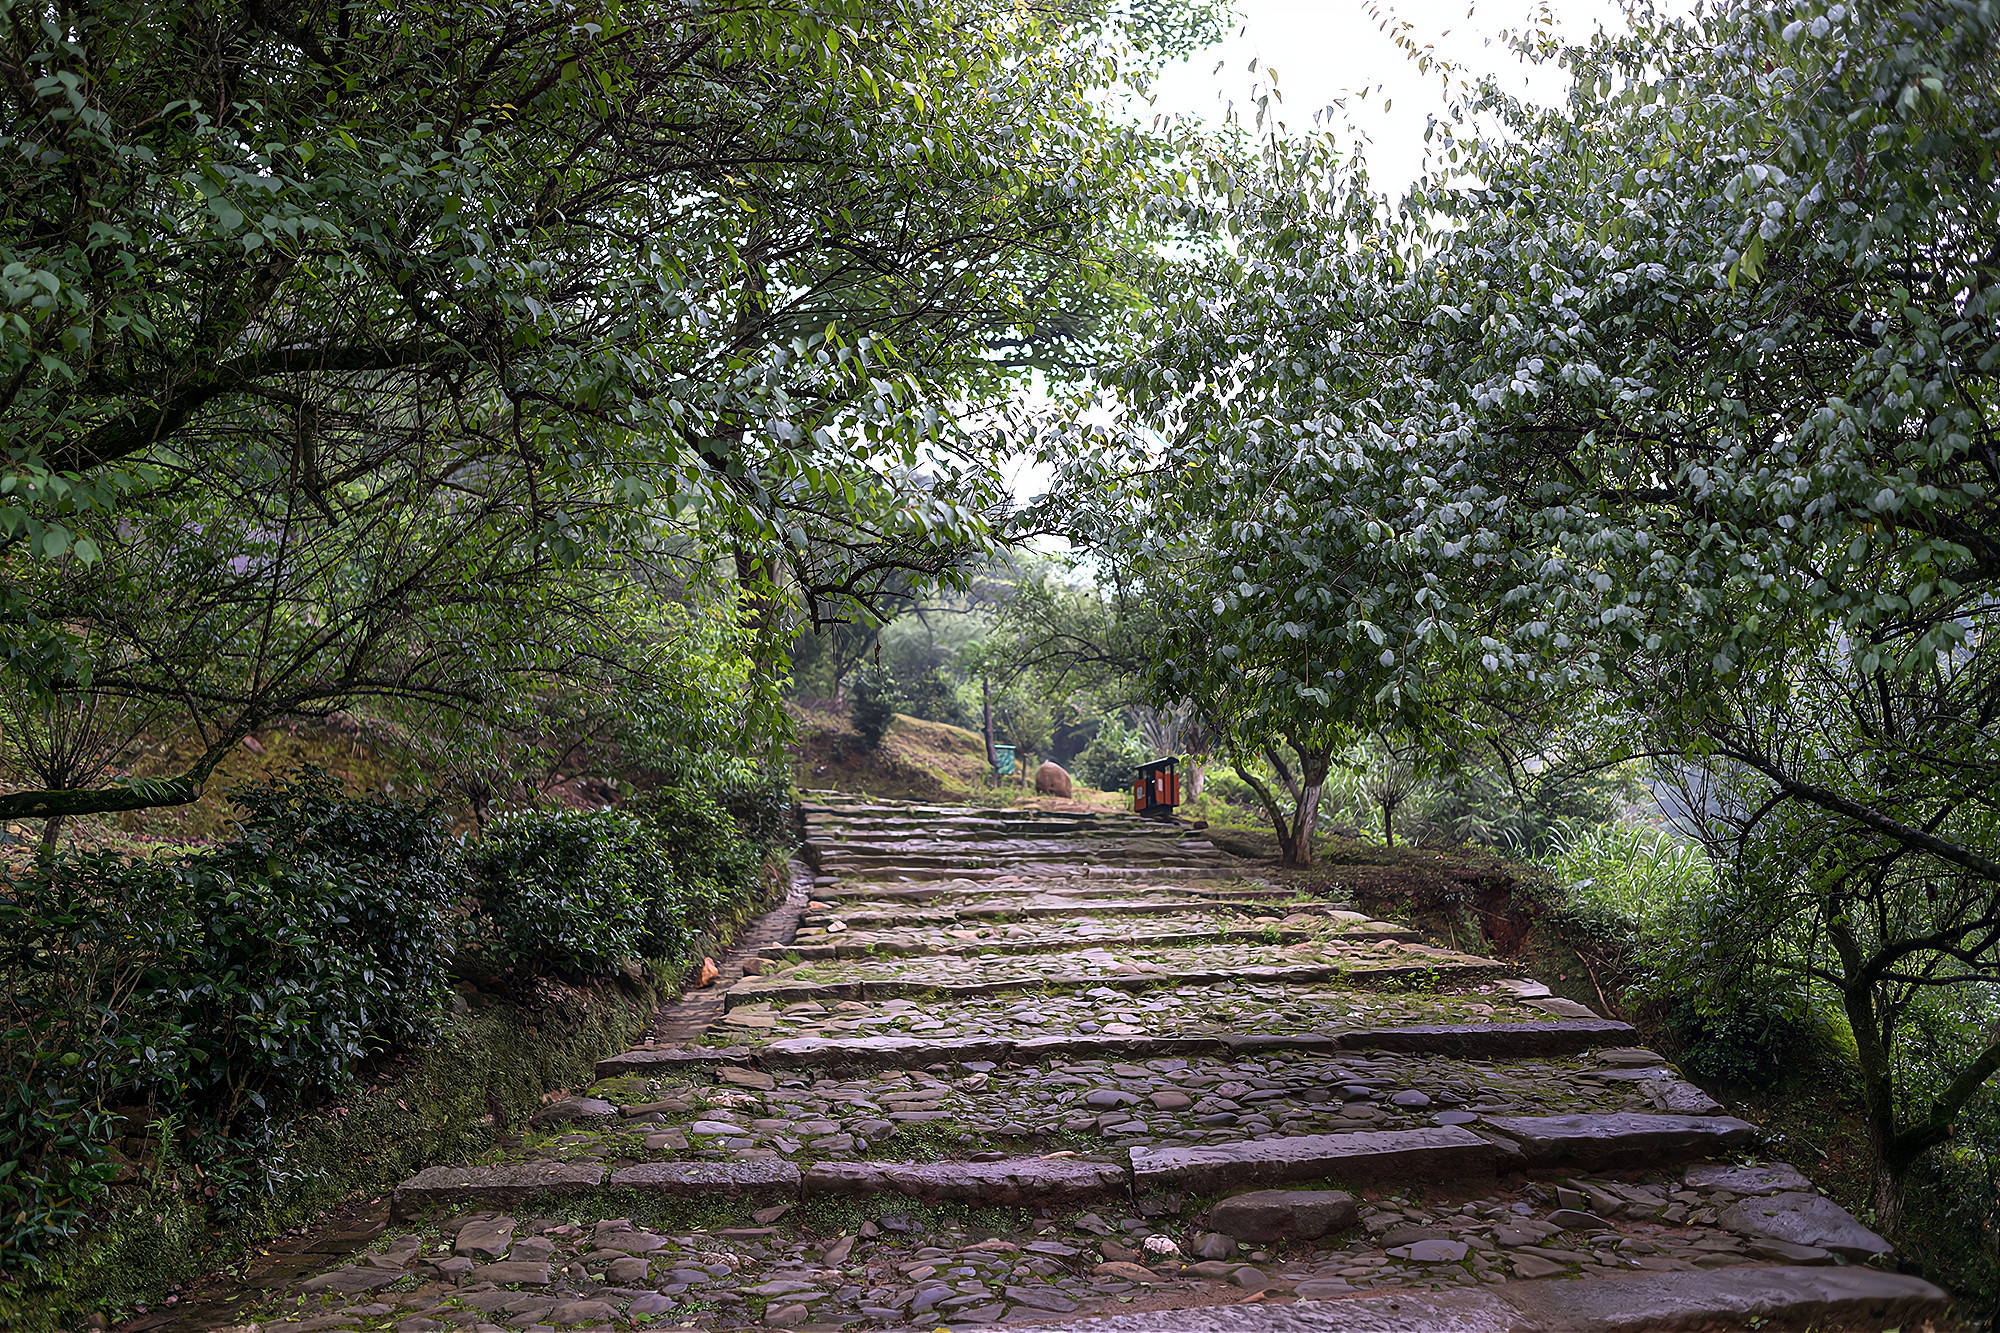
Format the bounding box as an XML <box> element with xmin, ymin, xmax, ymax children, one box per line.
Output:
<box><xmin>1143</xmin><ymin>0</ymin><xmax>1685</xmax><ymax>194</ymax></box>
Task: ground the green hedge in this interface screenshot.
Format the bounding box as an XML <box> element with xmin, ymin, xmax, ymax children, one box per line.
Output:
<box><xmin>0</xmin><ymin>764</ymin><xmax>793</xmax><ymax>1287</ymax></box>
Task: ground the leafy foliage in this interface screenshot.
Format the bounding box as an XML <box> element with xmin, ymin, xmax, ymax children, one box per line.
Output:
<box><xmin>0</xmin><ymin>763</ymin><xmax>788</xmax><ymax>1273</ymax></box>
<box><xmin>1073</xmin><ymin>716</ymin><xmax>1148</xmax><ymax>792</ymax></box>
<box><xmin>0</xmin><ymin>770</ymin><xmax>459</xmax><ymax>1267</ymax></box>
<box><xmin>629</xmin><ymin>784</ymin><xmax>770</xmax><ymax>965</ymax></box>
<box><xmin>1059</xmin><ymin>0</ymin><xmax>2000</xmax><ymax>1229</ymax></box>
<box><xmin>848</xmin><ymin>669</ymin><xmax>901</xmax><ymax>751</ymax></box>
<box><xmin>466</xmin><ymin>809</ymin><xmax>654</xmax><ymax>980</ymax></box>
<box><xmin>0</xmin><ymin>0</ymin><xmax>1195</xmax><ymax>821</ymax></box>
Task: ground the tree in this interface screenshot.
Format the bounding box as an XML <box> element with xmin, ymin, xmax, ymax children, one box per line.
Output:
<box><xmin>1669</xmin><ymin>646</ymin><xmax>2000</xmax><ymax>1229</ymax></box>
<box><xmin>1</xmin><ymin>0</ymin><xmax>1199</xmax><ymax>825</ymax></box>
<box><xmin>1065</xmin><ymin>0</ymin><xmax>2000</xmax><ymax>1228</ymax></box>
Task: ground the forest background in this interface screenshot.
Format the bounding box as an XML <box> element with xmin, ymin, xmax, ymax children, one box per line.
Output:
<box><xmin>2</xmin><ymin>0</ymin><xmax>1996</xmax><ymax>1324</ymax></box>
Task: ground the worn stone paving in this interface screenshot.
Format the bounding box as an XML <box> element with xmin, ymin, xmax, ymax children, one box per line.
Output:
<box><xmin>238</xmin><ymin>797</ymin><xmax>1954</xmax><ymax>1332</ymax></box>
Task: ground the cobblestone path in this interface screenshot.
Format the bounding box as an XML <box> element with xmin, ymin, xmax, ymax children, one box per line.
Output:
<box><xmin>239</xmin><ymin>798</ymin><xmax>1954</xmax><ymax>1332</ymax></box>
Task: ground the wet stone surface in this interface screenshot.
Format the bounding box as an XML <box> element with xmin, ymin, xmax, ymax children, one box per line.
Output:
<box><xmin>253</xmin><ymin>1162</ymin><xmax>1850</xmax><ymax>1333</ymax></box>
<box><xmin>233</xmin><ymin>798</ymin><xmax>1903</xmax><ymax>1333</ymax></box>
<box><xmin>522</xmin><ymin>1047</ymin><xmax>1716</xmax><ymax>1169</ymax></box>
<box><xmin>729</xmin><ymin>937</ymin><xmax>1499</xmax><ymax>1003</ymax></box>
<box><xmin>697</xmin><ymin>981</ymin><xmax>1554</xmax><ymax>1045</ymax></box>
<box><xmin>776</xmin><ymin>908</ymin><xmax>1413</xmax><ymax>961</ymax></box>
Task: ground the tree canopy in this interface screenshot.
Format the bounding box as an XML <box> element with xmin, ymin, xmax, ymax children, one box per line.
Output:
<box><xmin>0</xmin><ymin>0</ymin><xmax>1200</xmax><ymax>818</ymax></box>
<box><xmin>1054</xmin><ymin>0</ymin><xmax>2000</xmax><ymax>1219</ymax></box>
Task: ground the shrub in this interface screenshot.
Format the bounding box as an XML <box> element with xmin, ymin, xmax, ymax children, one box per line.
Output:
<box><xmin>0</xmin><ymin>768</ymin><xmax>460</xmax><ymax>1270</ymax></box>
<box><xmin>217</xmin><ymin>767</ymin><xmax>461</xmax><ymax>1048</ymax></box>
<box><xmin>467</xmin><ymin>807</ymin><xmax>652</xmax><ymax>979</ymax></box>
<box><xmin>1073</xmin><ymin>716</ymin><xmax>1147</xmax><ymax>792</ymax></box>
<box><xmin>628</xmin><ymin>786</ymin><xmax>761</xmax><ymax>965</ymax></box>
<box><xmin>849</xmin><ymin>669</ymin><xmax>900</xmax><ymax>749</ymax></box>
<box><xmin>0</xmin><ymin>869</ymin><xmax>157</xmax><ymax>1269</ymax></box>
<box><xmin>703</xmin><ymin>763</ymin><xmax>797</xmax><ymax>853</ymax></box>
<box><xmin>1536</xmin><ymin>819</ymin><xmax>1713</xmax><ymax>926</ymax></box>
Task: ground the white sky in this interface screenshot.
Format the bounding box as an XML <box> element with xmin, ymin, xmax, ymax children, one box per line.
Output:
<box><xmin>1141</xmin><ymin>0</ymin><xmax>1677</xmax><ymax>194</ymax></box>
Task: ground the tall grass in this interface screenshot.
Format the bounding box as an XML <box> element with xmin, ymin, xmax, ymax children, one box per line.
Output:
<box><xmin>1537</xmin><ymin>819</ymin><xmax>1715</xmax><ymax>928</ymax></box>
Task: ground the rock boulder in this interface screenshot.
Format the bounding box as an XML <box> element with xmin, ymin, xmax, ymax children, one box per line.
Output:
<box><xmin>1035</xmin><ymin>761</ymin><xmax>1073</xmax><ymax>797</ymax></box>
<box><xmin>1207</xmin><ymin>1189</ymin><xmax>1358</xmax><ymax>1243</ymax></box>
<box><xmin>1719</xmin><ymin>1191</ymin><xmax>1892</xmax><ymax>1260</ymax></box>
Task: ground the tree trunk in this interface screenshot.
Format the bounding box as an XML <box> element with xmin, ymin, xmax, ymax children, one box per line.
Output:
<box><xmin>1871</xmin><ymin>1162</ymin><xmax>1906</xmax><ymax>1237</ymax></box>
<box><xmin>37</xmin><ymin>814</ymin><xmax>65</xmax><ymax>868</ymax></box>
<box><xmin>1287</xmin><ymin>778</ymin><xmax>1325</xmax><ymax>867</ymax></box>
<box><xmin>1233</xmin><ymin>761</ymin><xmax>1296</xmax><ymax>864</ymax></box>
<box><xmin>1382</xmin><ymin>800</ymin><xmax>1395</xmax><ymax>847</ymax></box>
<box><xmin>982</xmin><ymin>675</ymin><xmax>995</xmax><ymax>771</ymax></box>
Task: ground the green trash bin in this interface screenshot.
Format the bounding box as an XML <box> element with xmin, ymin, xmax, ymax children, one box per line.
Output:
<box><xmin>993</xmin><ymin>744</ymin><xmax>1016</xmax><ymax>777</ymax></box>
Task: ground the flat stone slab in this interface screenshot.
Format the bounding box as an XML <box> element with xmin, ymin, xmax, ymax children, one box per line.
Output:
<box><xmin>726</xmin><ymin>957</ymin><xmax>1504</xmax><ymax>1009</ymax></box>
<box><xmin>1479</xmin><ymin>1112</ymin><xmax>1755</xmax><ymax>1168</ymax></box>
<box><xmin>608</xmin><ymin>1159</ymin><xmax>801</xmax><ymax>1198</ymax></box>
<box><xmin>528</xmin><ymin>1095</ymin><xmax>616</xmax><ymax>1124</ymax></box>
<box><xmin>802</xmin><ymin>1156</ymin><xmax>1127</xmax><ymax>1206</ymax></box>
<box><xmin>1335</xmin><ymin>1019</ymin><xmax>1635</xmax><ymax>1056</ymax></box>
<box><xmin>665</xmin><ymin>1019</ymin><xmax>1635</xmax><ymax>1076</ymax></box>
<box><xmin>1131</xmin><ymin>1126</ymin><xmax>1495</xmax><ymax>1192</ymax></box>
<box><xmin>594</xmin><ymin>1045</ymin><xmax>729</xmax><ymax>1077</ymax></box>
<box><xmin>392</xmin><ymin>1160</ymin><xmax>605</xmax><ymax>1216</ymax></box>
<box><xmin>757</xmin><ymin>1034</ymin><xmax>1015</xmax><ymax>1069</ymax></box>
<box><xmin>1638</xmin><ymin>1077</ymin><xmax>1724</xmax><ymax>1116</ymax></box>
<box><xmin>1684</xmin><ymin>1161</ymin><xmax>1813</xmax><ymax>1196</ymax></box>
<box><xmin>996</xmin><ymin>1265</ymin><xmax>1949</xmax><ymax>1332</ymax></box>
<box><xmin>301</xmin><ymin>1266</ymin><xmax>406</xmax><ymax>1294</ymax></box>
<box><xmin>1719</xmin><ymin>1191</ymin><xmax>1892</xmax><ymax>1259</ymax></box>
<box><xmin>1207</xmin><ymin>1189</ymin><xmax>1358</xmax><ymax>1242</ymax></box>
<box><xmin>1502</xmin><ymin>1263</ymin><xmax>1944</xmax><ymax>1330</ymax></box>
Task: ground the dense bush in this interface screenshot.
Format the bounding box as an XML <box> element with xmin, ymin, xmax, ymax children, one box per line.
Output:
<box><xmin>1073</xmin><ymin>716</ymin><xmax>1147</xmax><ymax>792</ymax></box>
<box><xmin>703</xmin><ymin>763</ymin><xmax>798</xmax><ymax>854</ymax></box>
<box><xmin>893</xmin><ymin>665</ymin><xmax>974</xmax><ymax>730</ymax></box>
<box><xmin>0</xmin><ymin>768</ymin><xmax>459</xmax><ymax>1269</ymax></box>
<box><xmin>467</xmin><ymin>808</ymin><xmax>655</xmax><ymax>979</ymax></box>
<box><xmin>216</xmin><ymin>769</ymin><xmax>462</xmax><ymax>1051</ymax></box>
<box><xmin>849</xmin><ymin>669</ymin><xmax>901</xmax><ymax>749</ymax></box>
<box><xmin>1</xmin><ymin>763</ymin><xmax>793</xmax><ymax>1278</ymax></box>
<box><xmin>630</xmin><ymin>786</ymin><xmax>763</xmax><ymax>966</ymax></box>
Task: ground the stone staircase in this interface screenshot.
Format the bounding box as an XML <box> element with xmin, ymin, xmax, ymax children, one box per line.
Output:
<box><xmin>250</xmin><ymin>797</ymin><xmax>1955</xmax><ymax>1332</ymax></box>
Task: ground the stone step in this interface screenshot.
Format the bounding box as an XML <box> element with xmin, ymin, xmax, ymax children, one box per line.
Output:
<box><xmin>802</xmin><ymin>898</ymin><xmax>1319</xmax><ymax>927</ymax></box>
<box><xmin>1127</xmin><ymin>1113</ymin><xmax>1754</xmax><ymax>1194</ymax></box>
<box><xmin>701</xmin><ymin>978</ymin><xmax>1579</xmax><ymax>1047</ymax></box>
<box><xmin>724</xmin><ymin>949</ymin><xmax>1505</xmax><ymax>1009</ymax></box>
<box><xmin>809</xmin><ymin>828</ymin><xmax>1230</xmax><ymax>847</ymax></box>
<box><xmin>581</xmin><ymin>1048</ymin><xmax>1722</xmax><ymax>1168</ymax></box>
<box><xmin>806</xmin><ymin>821</ymin><xmax>1181</xmax><ymax>840</ymax></box>
<box><xmin>994</xmin><ymin>1266</ymin><xmax>1950</xmax><ymax>1333</ymax></box>
<box><xmin>809</xmin><ymin>881</ymin><xmax>1281</xmax><ymax>901</ymax></box>
<box><xmin>1481</xmin><ymin>1112</ymin><xmax>1758</xmax><ymax>1169</ymax></box>
<box><xmin>737</xmin><ymin>936</ymin><xmax>1497</xmax><ymax>988</ymax></box>
<box><xmin>390</xmin><ymin>1158</ymin><xmax>804</xmax><ymax>1217</ymax></box>
<box><xmin>596</xmin><ymin>1017</ymin><xmax>1640</xmax><ymax>1077</ymax></box>
<box><xmin>802</xmin><ymin>808</ymin><xmax>1166</xmax><ymax>826</ymax></box>
<box><xmin>1131</xmin><ymin>1125</ymin><xmax>1498</xmax><ymax>1192</ymax></box>
<box><xmin>823</xmin><ymin>864</ymin><xmax>1241</xmax><ymax>883</ymax></box>
<box><xmin>814</xmin><ymin>841</ymin><xmax>1229</xmax><ymax>860</ymax></box>
<box><xmin>801</xmin><ymin>1156</ymin><xmax>1129</xmax><ymax>1207</ymax></box>
<box><xmin>398</xmin><ymin>1115</ymin><xmax>1752</xmax><ymax>1223</ymax></box>
<box><xmin>772</xmin><ymin>921</ymin><xmax>1422</xmax><ymax>962</ymax></box>
<box><xmin>814</xmin><ymin>839</ymin><xmax>1234</xmax><ymax>858</ymax></box>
